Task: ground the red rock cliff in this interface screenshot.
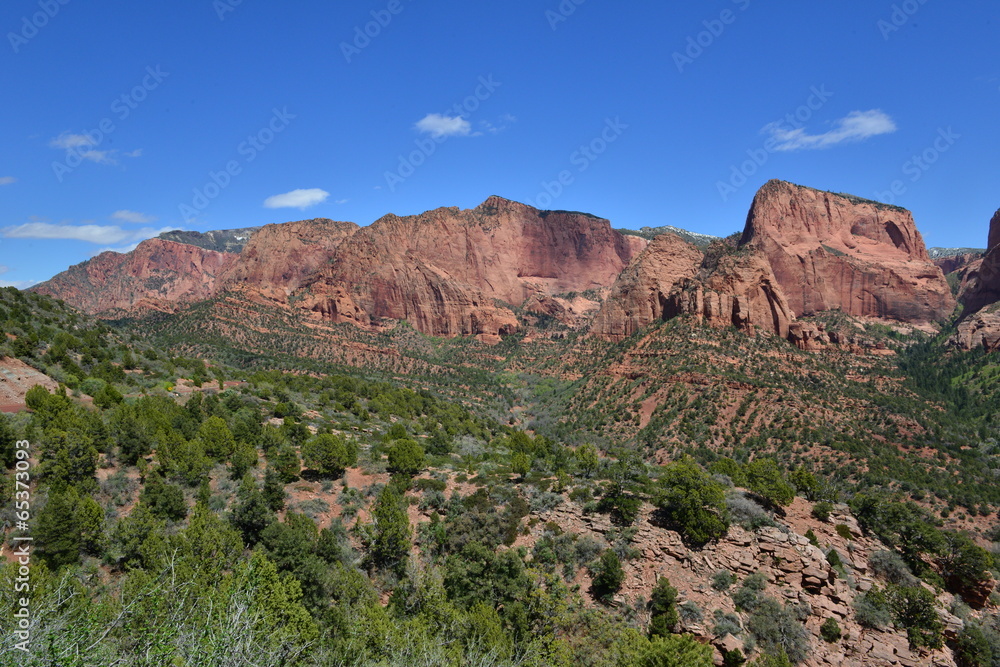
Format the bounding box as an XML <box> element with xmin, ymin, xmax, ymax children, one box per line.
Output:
<box><xmin>741</xmin><ymin>180</ymin><xmax>954</xmax><ymax>323</ymax></box>
<box><xmin>302</xmin><ymin>196</ymin><xmax>646</xmax><ymax>337</ymax></box>
<box><xmin>590</xmin><ymin>234</ymin><xmax>704</xmax><ymax>341</ymax></box>
<box><xmin>32</xmin><ymin>238</ymin><xmax>235</xmax><ymax>315</ymax></box>
<box><xmin>220</xmin><ymin>218</ymin><xmax>358</xmax><ymax>302</ymax></box>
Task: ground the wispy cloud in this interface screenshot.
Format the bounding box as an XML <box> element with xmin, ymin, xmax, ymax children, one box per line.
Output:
<box><xmin>415</xmin><ymin>113</ymin><xmax>472</xmax><ymax>138</ymax></box>
<box><xmin>124</xmin><ymin>149</ymin><xmax>143</xmax><ymax>158</ymax></box>
<box><xmin>762</xmin><ymin>109</ymin><xmax>897</xmax><ymax>151</ymax></box>
<box><xmin>482</xmin><ymin>114</ymin><xmax>517</xmax><ymax>135</ymax></box>
<box><xmin>335</xmin><ymin>199</ymin><xmax>349</xmax><ymax>205</ymax></box>
<box><xmin>112</xmin><ymin>209</ymin><xmax>157</xmax><ymax>224</ymax></box>
<box><xmin>263</xmin><ymin>188</ymin><xmax>330</xmax><ymax>209</ymax></box>
<box><xmin>0</xmin><ymin>177</ymin><xmax>16</xmax><ymax>186</ymax></box>
<box><xmin>1</xmin><ymin>222</ymin><xmax>175</xmax><ymax>245</ymax></box>
<box><xmin>49</xmin><ymin>132</ymin><xmax>117</xmax><ymax>164</ymax></box>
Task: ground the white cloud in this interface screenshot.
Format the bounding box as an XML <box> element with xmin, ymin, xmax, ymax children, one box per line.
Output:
<box><xmin>49</xmin><ymin>133</ymin><xmax>96</xmax><ymax>150</ymax></box>
<box><xmin>263</xmin><ymin>188</ymin><xmax>330</xmax><ymax>209</ymax></box>
<box><xmin>0</xmin><ymin>177</ymin><xmax>16</xmax><ymax>186</ymax></box>
<box><xmin>415</xmin><ymin>113</ymin><xmax>472</xmax><ymax>138</ymax></box>
<box><xmin>335</xmin><ymin>199</ymin><xmax>349</xmax><ymax>205</ymax></box>
<box><xmin>124</xmin><ymin>149</ymin><xmax>143</xmax><ymax>158</ymax></box>
<box><xmin>1</xmin><ymin>222</ymin><xmax>175</xmax><ymax>245</ymax></box>
<box><xmin>0</xmin><ymin>265</ymin><xmax>8</xmax><ymax>274</ymax></box>
<box><xmin>49</xmin><ymin>132</ymin><xmax>117</xmax><ymax>164</ymax></box>
<box><xmin>762</xmin><ymin>110</ymin><xmax>898</xmax><ymax>151</ymax></box>
<box><xmin>112</xmin><ymin>209</ymin><xmax>157</xmax><ymax>224</ymax></box>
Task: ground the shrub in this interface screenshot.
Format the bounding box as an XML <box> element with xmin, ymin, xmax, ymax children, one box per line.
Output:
<box><xmin>712</xmin><ymin>569</ymin><xmax>736</xmax><ymax>591</ymax></box>
<box><xmin>743</xmin><ymin>459</ymin><xmax>795</xmax><ymax>508</ymax></box>
<box><xmin>591</xmin><ymin>549</ymin><xmax>625</xmax><ymax>604</ymax></box>
<box><xmin>853</xmin><ymin>588</ymin><xmax>892</xmax><ymax>630</ymax></box>
<box><xmin>889</xmin><ymin>585</ymin><xmax>944</xmax><ymax>649</ymax></box>
<box><xmin>713</xmin><ymin>610</ymin><xmax>742</xmax><ymax>638</ymax></box>
<box><xmin>386</xmin><ymin>439</ymin><xmax>426</xmax><ymax>476</ymax></box>
<box><xmin>638</xmin><ymin>634</ymin><xmax>714</xmax><ymax>667</ymax></box>
<box><xmin>301</xmin><ymin>433</ymin><xmax>357</xmax><ymax>477</ymax></box>
<box><xmin>869</xmin><ymin>550</ymin><xmax>919</xmax><ymax>586</ymax></box>
<box><xmin>804</xmin><ymin>529</ymin><xmax>818</xmax><ymax>546</ymax></box>
<box><xmin>746</xmin><ymin>598</ymin><xmax>810</xmax><ymax>664</ymax></box>
<box><xmin>656</xmin><ymin>458</ymin><xmax>729</xmax><ymax>547</ymax></box>
<box><xmin>649</xmin><ymin>577</ymin><xmax>679</xmax><ymax>637</ymax></box>
<box><xmin>732</xmin><ymin>571</ymin><xmax>768</xmax><ymax>612</ymax></box>
<box><xmin>811</xmin><ymin>501</ymin><xmax>833</xmax><ymax>522</ymax></box>
<box><xmin>679</xmin><ymin>601</ymin><xmax>703</xmax><ymax>623</ymax></box>
<box><xmin>953</xmin><ymin>624</ymin><xmax>992</xmax><ymax>667</ymax></box>
<box><xmin>726</xmin><ymin>492</ymin><xmax>776</xmax><ymax>530</ymax></box>
<box><xmin>834</xmin><ymin>524</ymin><xmax>852</xmax><ymax>540</ymax></box>
<box><xmin>820</xmin><ymin>618</ymin><xmax>842</xmax><ymax>643</ymax></box>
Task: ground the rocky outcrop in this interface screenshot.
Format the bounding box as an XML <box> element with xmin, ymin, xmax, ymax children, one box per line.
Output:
<box><xmin>953</xmin><ymin>210</ymin><xmax>1000</xmax><ymax>351</ymax></box>
<box><xmin>960</xmin><ymin>210</ymin><xmax>1000</xmax><ymax>315</ymax></box>
<box><xmin>302</xmin><ymin>196</ymin><xmax>646</xmax><ymax>337</ymax></box>
<box><xmin>590</xmin><ymin>234</ymin><xmax>704</xmax><ymax>341</ymax></box>
<box><xmin>934</xmin><ymin>252</ymin><xmax>982</xmax><ymax>277</ymax></box>
<box><xmin>32</xmin><ymin>238</ymin><xmax>235</xmax><ymax>315</ymax></box>
<box><xmin>667</xmin><ymin>250</ymin><xmax>793</xmax><ymax>339</ymax></box>
<box><xmin>220</xmin><ymin>219</ymin><xmax>358</xmax><ymax>302</ymax></box>
<box><xmin>741</xmin><ymin>180</ymin><xmax>955</xmax><ymax>324</ymax></box>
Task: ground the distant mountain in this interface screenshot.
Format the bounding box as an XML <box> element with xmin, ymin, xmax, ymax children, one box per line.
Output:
<box><xmin>159</xmin><ymin>227</ymin><xmax>261</xmax><ymax>254</ymax></box>
<box><xmin>928</xmin><ymin>246</ymin><xmax>985</xmax><ymax>259</ymax></box>
<box><xmin>618</xmin><ymin>225</ymin><xmax>721</xmax><ymax>247</ymax></box>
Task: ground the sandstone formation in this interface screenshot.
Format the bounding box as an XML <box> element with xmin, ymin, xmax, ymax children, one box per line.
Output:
<box><xmin>592</xmin><ymin>237</ymin><xmax>793</xmax><ymax>342</ymax></box>
<box><xmin>32</xmin><ymin>238</ymin><xmax>236</xmax><ymax>316</ymax></box>
<box><xmin>529</xmin><ymin>497</ymin><xmax>962</xmax><ymax>667</ymax></box>
<box><xmin>953</xmin><ymin>210</ymin><xmax>1000</xmax><ymax>351</ymax></box>
<box><xmin>934</xmin><ymin>252</ymin><xmax>982</xmax><ymax>277</ymax></box>
<box><xmin>741</xmin><ymin>180</ymin><xmax>954</xmax><ymax>323</ymax></box>
<box><xmin>300</xmin><ymin>196</ymin><xmax>646</xmax><ymax>337</ymax></box>
<box><xmin>666</xmin><ymin>250</ymin><xmax>793</xmax><ymax>339</ymax></box>
<box><xmin>590</xmin><ymin>234</ymin><xmax>704</xmax><ymax>341</ymax></box>
<box><xmin>220</xmin><ymin>218</ymin><xmax>359</xmax><ymax>302</ymax></box>
<box><xmin>960</xmin><ymin>209</ymin><xmax>1000</xmax><ymax>315</ymax></box>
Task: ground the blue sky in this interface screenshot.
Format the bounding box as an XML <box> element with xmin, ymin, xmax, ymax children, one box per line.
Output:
<box><xmin>1</xmin><ymin>0</ymin><xmax>998</xmax><ymax>287</ymax></box>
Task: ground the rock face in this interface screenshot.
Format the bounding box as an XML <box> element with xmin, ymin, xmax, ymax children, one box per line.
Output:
<box><xmin>741</xmin><ymin>180</ymin><xmax>954</xmax><ymax>323</ymax></box>
<box><xmin>953</xmin><ymin>209</ymin><xmax>1000</xmax><ymax>350</ymax></box>
<box><xmin>220</xmin><ymin>219</ymin><xmax>359</xmax><ymax>302</ymax></box>
<box><xmin>934</xmin><ymin>252</ymin><xmax>983</xmax><ymax>277</ymax></box>
<box><xmin>34</xmin><ymin>198</ymin><xmax>645</xmax><ymax>340</ymax></box>
<box><xmin>301</xmin><ymin>196</ymin><xmax>645</xmax><ymax>337</ymax></box>
<box><xmin>590</xmin><ymin>234</ymin><xmax>704</xmax><ymax>341</ymax></box>
<box><xmin>592</xmin><ymin>237</ymin><xmax>793</xmax><ymax>342</ymax></box>
<box><xmin>961</xmin><ymin>210</ymin><xmax>1000</xmax><ymax>315</ymax></box>
<box><xmin>666</xmin><ymin>250</ymin><xmax>793</xmax><ymax>339</ymax></box>
<box><xmin>32</xmin><ymin>238</ymin><xmax>235</xmax><ymax>316</ymax></box>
